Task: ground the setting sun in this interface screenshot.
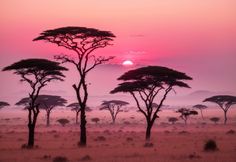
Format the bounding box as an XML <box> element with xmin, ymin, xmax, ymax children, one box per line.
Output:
<box><xmin>122</xmin><ymin>60</ymin><xmax>133</xmax><ymax>66</ymax></box>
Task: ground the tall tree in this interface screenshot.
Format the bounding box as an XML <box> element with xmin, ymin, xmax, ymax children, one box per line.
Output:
<box><xmin>100</xmin><ymin>100</ymin><xmax>129</xmax><ymax>124</ymax></box>
<box><xmin>192</xmin><ymin>104</ymin><xmax>207</xmax><ymax>119</ymax></box>
<box><xmin>16</xmin><ymin>95</ymin><xmax>67</xmax><ymax>126</ymax></box>
<box><xmin>111</xmin><ymin>66</ymin><xmax>192</xmax><ymax>141</ymax></box>
<box><xmin>67</xmin><ymin>102</ymin><xmax>92</xmax><ymax>124</ymax></box>
<box><xmin>0</xmin><ymin>101</ymin><xmax>10</xmax><ymax>110</ymax></box>
<box><xmin>203</xmin><ymin>95</ymin><xmax>236</xmax><ymax>124</ymax></box>
<box><xmin>176</xmin><ymin>108</ymin><xmax>198</xmax><ymax>125</ymax></box>
<box><xmin>2</xmin><ymin>59</ymin><xmax>67</xmax><ymax>148</ymax></box>
<box><xmin>34</xmin><ymin>26</ymin><xmax>115</xmax><ymax>146</ymax></box>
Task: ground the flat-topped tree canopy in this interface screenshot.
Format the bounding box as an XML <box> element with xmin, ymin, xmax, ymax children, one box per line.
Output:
<box><xmin>33</xmin><ymin>27</ymin><xmax>115</xmax><ymax>52</ymax></box>
<box><xmin>0</xmin><ymin>101</ymin><xmax>10</xmax><ymax>109</ymax></box>
<box><xmin>33</xmin><ymin>26</ymin><xmax>115</xmax><ymax>41</ymax></box>
<box><xmin>16</xmin><ymin>95</ymin><xmax>67</xmax><ymax>109</ymax></box>
<box><xmin>2</xmin><ymin>59</ymin><xmax>68</xmax><ymax>81</ymax></box>
<box><xmin>101</xmin><ymin>100</ymin><xmax>129</xmax><ymax>107</ymax></box>
<box><xmin>203</xmin><ymin>95</ymin><xmax>236</xmax><ymax>107</ymax></box>
<box><xmin>193</xmin><ymin>104</ymin><xmax>207</xmax><ymax>109</ymax></box>
<box><xmin>111</xmin><ymin>66</ymin><xmax>192</xmax><ymax>94</ymax></box>
<box><xmin>67</xmin><ymin>103</ymin><xmax>92</xmax><ymax>112</ymax></box>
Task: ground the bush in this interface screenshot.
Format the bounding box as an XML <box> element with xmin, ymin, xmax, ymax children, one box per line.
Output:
<box><xmin>204</xmin><ymin>139</ymin><xmax>218</xmax><ymax>151</ymax></box>
<box><xmin>52</xmin><ymin>156</ymin><xmax>69</xmax><ymax>162</ymax></box>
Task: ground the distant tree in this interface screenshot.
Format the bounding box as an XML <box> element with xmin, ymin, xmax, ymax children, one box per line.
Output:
<box><xmin>2</xmin><ymin>59</ymin><xmax>67</xmax><ymax>148</ymax></box>
<box><xmin>210</xmin><ymin>117</ymin><xmax>220</xmax><ymax>124</ymax></box>
<box><xmin>67</xmin><ymin>102</ymin><xmax>92</xmax><ymax>124</ymax></box>
<box><xmin>203</xmin><ymin>95</ymin><xmax>236</xmax><ymax>124</ymax></box>
<box><xmin>57</xmin><ymin>118</ymin><xmax>70</xmax><ymax>127</ymax></box>
<box><xmin>91</xmin><ymin>117</ymin><xmax>100</xmax><ymax>124</ymax></box>
<box><xmin>176</xmin><ymin>108</ymin><xmax>198</xmax><ymax>125</ymax></box>
<box><xmin>100</xmin><ymin>100</ymin><xmax>129</xmax><ymax>124</ymax></box>
<box><xmin>0</xmin><ymin>101</ymin><xmax>10</xmax><ymax>109</ymax></box>
<box><xmin>168</xmin><ymin>117</ymin><xmax>178</xmax><ymax>124</ymax></box>
<box><xmin>34</xmin><ymin>26</ymin><xmax>115</xmax><ymax>146</ymax></box>
<box><xmin>192</xmin><ymin>104</ymin><xmax>207</xmax><ymax>119</ymax></box>
<box><xmin>16</xmin><ymin>95</ymin><xmax>67</xmax><ymax>126</ymax></box>
<box><xmin>111</xmin><ymin>66</ymin><xmax>192</xmax><ymax>141</ymax></box>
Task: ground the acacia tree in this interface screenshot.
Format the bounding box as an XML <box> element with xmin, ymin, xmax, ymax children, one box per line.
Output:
<box><xmin>0</xmin><ymin>101</ymin><xmax>10</xmax><ymax>110</ymax></box>
<box><xmin>192</xmin><ymin>104</ymin><xmax>207</xmax><ymax>119</ymax></box>
<box><xmin>16</xmin><ymin>95</ymin><xmax>67</xmax><ymax>126</ymax></box>
<box><xmin>34</xmin><ymin>26</ymin><xmax>115</xmax><ymax>146</ymax></box>
<box><xmin>67</xmin><ymin>102</ymin><xmax>92</xmax><ymax>124</ymax></box>
<box><xmin>111</xmin><ymin>66</ymin><xmax>192</xmax><ymax>141</ymax></box>
<box><xmin>100</xmin><ymin>100</ymin><xmax>129</xmax><ymax>124</ymax></box>
<box><xmin>176</xmin><ymin>108</ymin><xmax>198</xmax><ymax>125</ymax></box>
<box><xmin>2</xmin><ymin>59</ymin><xmax>67</xmax><ymax>148</ymax></box>
<box><xmin>203</xmin><ymin>95</ymin><xmax>236</xmax><ymax>124</ymax></box>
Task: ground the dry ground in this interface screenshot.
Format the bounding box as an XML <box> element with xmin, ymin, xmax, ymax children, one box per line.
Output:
<box><xmin>0</xmin><ymin>122</ymin><xmax>236</xmax><ymax>162</ymax></box>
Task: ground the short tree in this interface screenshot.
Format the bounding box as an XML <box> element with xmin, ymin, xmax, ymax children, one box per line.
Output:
<box><xmin>168</xmin><ymin>117</ymin><xmax>178</xmax><ymax>124</ymax></box>
<box><xmin>100</xmin><ymin>100</ymin><xmax>129</xmax><ymax>124</ymax></box>
<box><xmin>34</xmin><ymin>26</ymin><xmax>115</xmax><ymax>146</ymax></box>
<box><xmin>91</xmin><ymin>117</ymin><xmax>100</xmax><ymax>124</ymax></box>
<box><xmin>210</xmin><ymin>117</ymin><xmax>220</xmax><ymax>124</ymax></box>
<box><xmin>16</xmin><ymin>95</ymin><xmax>67</xmax><ymax>126</ymax></box>
<box><xmin>57</xmin><ymin>118</ymin><xmax>70</xmax><ymax>127</ymax></box>
<box><xmin>176</xmin><ymin>108</ymin><xmax>198</xmax><ymax>125</ymax></box>
<box><xmin>203</xmin><ymin>95</ymin><xmax>236</xmax><ymax>124</ymax></box>
<box><xmin>0</xmin><ymin>101</ymin><xmax>10</xmax><ymax>110</ymax></box>
<box><xmin>192</xmin><ymin>104</ymin><xmax>207</xmax><ymax>119</ymax></box>
<box><xmin>2</xmin><ymin>59</ymin><xmax>67</xmax><ymax>147</ymax></box>
<box><xmin>67</xmin><ymin>103</ymin><xmax>92</xmax><ymax>124</ymax></box>
<box><xmin>111</xmin><ymin>66</ymin><xmax>192</xmax><ymax>141</ymax></box>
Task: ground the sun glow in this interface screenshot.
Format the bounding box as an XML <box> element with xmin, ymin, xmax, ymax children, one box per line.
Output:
<box><xmin>122</xmin><ymin>60</ymin><xmax>133</xmax><ymax>66</ymax></box>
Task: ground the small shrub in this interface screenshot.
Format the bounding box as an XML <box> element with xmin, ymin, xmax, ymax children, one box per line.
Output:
<box><xmin>57</xmin><ymin>118</ymin><xmax>70</xmax><ymax>127</ymax></box>
<box><xmin>52</xmin><ymin>156</ymin><xmax>69</xmax><ymax>162</ymax></box>
<box><xmin>126</xmin><ymin>137</ymin><xmax>133</xmax><ymax>142</ymax></box>
<box><xmin>168</xmin><ymin>117</ymin><xmax>178</xmax><ymax>124</ymax></box>
<box><xmin>143</xmin><ymin>142</ymin><xmax>154</xmax><ymax>147</ymax></box>
<box><xmin>204</xmin><ymin>139</ymin><xmax>218</xmax><ymax>151</ymax></box>
<box><xmin>226</xmin><ymin>129</ymin><xmax>235</xmax><ymax>134</ymax></box>
<box><xmin>79</xmin><ymin>155</ymin><xmax>92</xmax><ymax>161</ymax></box>
<box><xmin>94</xmin><ymin>136</ymin><xmax>106</xmax><ymax>141</ymax></box>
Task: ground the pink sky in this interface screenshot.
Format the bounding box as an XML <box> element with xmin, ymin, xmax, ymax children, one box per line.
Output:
<box><xmin>0</xmin><ymin>0</ymin><xmax>236</xmax><ymax>106</ymax></box>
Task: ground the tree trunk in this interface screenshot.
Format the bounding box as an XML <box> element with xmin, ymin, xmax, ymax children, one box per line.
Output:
<box><xmin>145</xmin><ymin>123</ymin><xmax>152</xmax><ymax>141</ymax></box>
<box><xmin>76</xmin><ymin>111</ymin><xmax>79</xmax><ymax>124</ymax></box>
<box><xmin>111</xmin><ymin>115</ymin><xmax>115</xmax><ymax>124</ymax></box>
<box><xmin>200</xmin><ymin>109</ymin><xmax>204</xmax><ymax>120</ymax></box>
<box><xmin>27</xmin><ymin>109</ymin><xmax>39</xmax><ymax>148</ymax></box>
<box><xmin>27</xmin><ymin>123</ymin><xmax>35</xmax><ymax>147</ymax></box>
<box><xmin>224</xmin><ymin>111</ymin><xmax>227</xmax><ymax>125</ymax></box>
<box><xmin>46</xmin><ymin>111</ymin><xmax>50</xmax><ymax>127</ymax></box>
<box><xmin>79</xmin><ymin>106</ymin><xmax>87</xmax><ymax>146</ymax></box>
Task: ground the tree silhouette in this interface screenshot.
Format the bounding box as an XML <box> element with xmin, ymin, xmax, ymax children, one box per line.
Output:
<box><xmin>57</xmin><ymin>118</ymin><xmax>70</xmax><ymax>127</ymax></box>
<box><xmin>34</xmin><ymin>26</ymin><xmax>115</xmax><ymax>146</ymax></box>
<box><xmin>91</xmin><ymin>117</ymin><xmax>100</xmax><ymax>124</ymax></box>
<box><xmin>176</xmin><ymin>108</ymin><xmax>198</xmax><ymax>125</ymax></box>
<box><xmin>0</xmin><ymin>101</ymin><xmax>10</xmax><ymax>109</ymax></box>
<box><xmin>100</xmin><ymin>100</ymin><xmax>129</xmax><ymax>124</ymax></box>
<box><xmin>111</xmin><ymin>66</ymin><xmax>192</xmax><ymax>141</ymax></box>
<box><xmin>168</xmin><ymin>117</ymin><xmax>178</xmax><ymax>124</ymax></box>
<box><xmin>2</xmin><ymin>59</ymin><xmax>67</xmax><ymax>148</ymax></box>
<box><xmin>210</xmin><ymin>117</ymin><xmax>220</xmax><ymax>124</ymax></box>
<box><xmin>192</xmin><ymin>104</ymin><xmax>207</xmax><ymax>119</ymax></box>
<box><xmin>67</xmin><ymin>102</ymin><xmax>92</xmax><ymax>124</ymax></box>
<box><xmin>203</xmin><ymin>95</ymin><xmax>236</xmax><ymax>124</ymax></box>
<box><xmin>16</xmin><ymin>95</ymin><xmax>67</xmax><ymax>126</ymax></box>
